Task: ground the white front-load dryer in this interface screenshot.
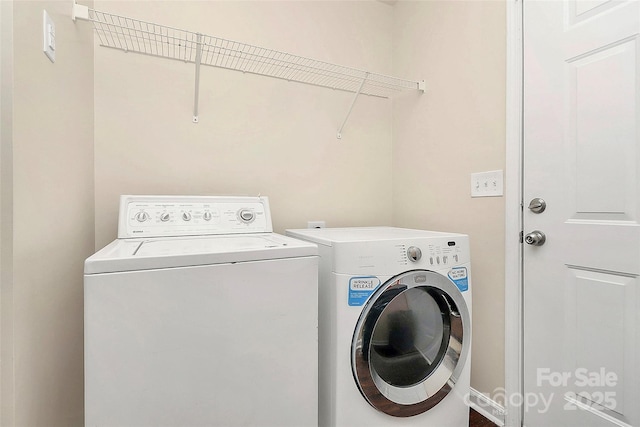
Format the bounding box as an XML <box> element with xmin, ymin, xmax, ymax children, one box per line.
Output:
<box><xmin>85</xmin><ymin>196</ymin><xmax>319</xmax><ymax>427</ymax></box>
<box><xmin>286</xmin><ymin>227</ymin><xmax>472</xmax><ymax>427</ymax></box>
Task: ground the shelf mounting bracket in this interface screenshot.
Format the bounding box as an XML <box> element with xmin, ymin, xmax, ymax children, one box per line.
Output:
<box><xmin>72</xmin><ymin>0</ymin><xmax>90</xmax><ymax>21</ymax></box>
<box><xmin>193</xmin><ymin>33</ymin><xmax>203</xmax><ymax>123</ymax></box>
<box><xmin>337</xmin><ymin>73</ymin><xmax>368</xmax><ymax>139</ymax></box>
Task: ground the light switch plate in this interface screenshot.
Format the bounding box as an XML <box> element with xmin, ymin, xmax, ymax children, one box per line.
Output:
<box><xmin>471</xmin><ymin>170</ymin><xmax>504</xmax><ymax>197</ymax></box>
<box><xmin>43</xmin><ymin>10</ymin><xmax>56</xmax><ymax>63</ymax></box>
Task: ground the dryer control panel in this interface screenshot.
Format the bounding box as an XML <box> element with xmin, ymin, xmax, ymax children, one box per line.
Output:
<box><xmin>333</xmin><ymin>236</ymin><xmax>469</xmax><ymax>275</ymax></box>
<box><xmin>395</xmin><ymin>240</ymin><xmax>465</xmax><ymax>268</ymax></box>
<box><xmin>117</xmin><ymin>195</ymin><xmax>272</xmax><ymax>238</ymax></box>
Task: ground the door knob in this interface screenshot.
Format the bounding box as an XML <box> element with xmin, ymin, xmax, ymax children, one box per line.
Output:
<box><xmin>528</xmin><ymin>198</ymin><xmax>546</xmax><ymax>214</ymax></box>
<box><xmin>524</xmin><ymin>230</ymin><xmax>546</xmax><ymax>246</ymax></box>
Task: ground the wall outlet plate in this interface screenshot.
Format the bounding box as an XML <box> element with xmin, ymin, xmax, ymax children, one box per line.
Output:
<box><xmin>471</xmin><ymin>170</ymin><xmax>504</xmax><ymax>197</ymax></box>
<box><xmin>307</xmin><ymin>221</ymin><xmax>326</xmax><ymax>229</ymax></box>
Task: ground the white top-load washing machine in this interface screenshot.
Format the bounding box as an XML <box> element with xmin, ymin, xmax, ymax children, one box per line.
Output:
<box><xmin>286</xmin><ymin>227</ymin><xmax>472</xmax><ymax>427</ymax></box>
<box><xmin>85</xmin><ymin>195</ymin><xmax>318</xmax><ymax>427</ymax></box>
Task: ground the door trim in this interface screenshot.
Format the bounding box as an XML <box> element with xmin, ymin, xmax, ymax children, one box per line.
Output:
<box><xmin>505</xmin><ymin>0</ymin><xmax>524</xmax><ymax>426</ymax></box>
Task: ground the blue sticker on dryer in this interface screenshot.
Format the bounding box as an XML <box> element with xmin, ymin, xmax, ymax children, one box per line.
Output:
<box><xmin>448</xmin><ymin>267</ymin><xmax>469</xmax><ymax>292</ymax></box>
<box><xmin>348</xmin><ymin>276</ymin><xmax>380</xmax><ymax>306</ymax></box>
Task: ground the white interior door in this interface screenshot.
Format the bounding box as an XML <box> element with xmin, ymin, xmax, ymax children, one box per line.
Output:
<box><xmin>523</xmin><ymin>1</ymin><xmax>640</xmax><ymax>426</ymax></box>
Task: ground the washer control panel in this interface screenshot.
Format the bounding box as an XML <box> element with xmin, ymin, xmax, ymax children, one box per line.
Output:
<box><xmin>118</xmin><ymin>195</ymin><xmax>272</xmax><ymax>238</ymax></box>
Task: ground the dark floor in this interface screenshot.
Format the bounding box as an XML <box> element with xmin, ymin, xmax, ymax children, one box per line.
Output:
<box><xmin>470</xmin><ymin>408</ymin><xmax>499</xmax><ymax>427</ymax></box>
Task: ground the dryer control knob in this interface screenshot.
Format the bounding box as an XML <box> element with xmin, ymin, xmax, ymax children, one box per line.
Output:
<box><xmin>182</xmin><ymin>212</ymin><xmax>192</xmax><ymax>221</ymax></box>
<box><xmin>407</xmin><ymin>246</ymin><xmax>422</xmax><ymax>262</ymax></box>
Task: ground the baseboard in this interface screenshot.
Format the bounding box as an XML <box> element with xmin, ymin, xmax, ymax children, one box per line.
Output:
<box><xmin>468</xmin><ymin>387</ymin><xmax>506</xmax><ymax>426</ymax></box>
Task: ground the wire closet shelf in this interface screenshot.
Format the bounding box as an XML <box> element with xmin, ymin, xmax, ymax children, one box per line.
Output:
<box><xmin>86</xmin><ymin>9</ymin><xmax>423</xmax><ymax>99</ymax></box>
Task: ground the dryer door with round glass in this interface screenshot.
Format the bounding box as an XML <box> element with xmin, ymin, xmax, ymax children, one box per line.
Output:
<box><xmin>351</xmin><ymin>269</ymin><xmax>470</xmax><ymax>417</ymax></box>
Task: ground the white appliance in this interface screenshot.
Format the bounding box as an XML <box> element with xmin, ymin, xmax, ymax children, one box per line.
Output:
<box><xmin>286</xmin><ymin>227</ymin><xmax>472</xmax><ymax>427</ymax></box>
<box><xmin>85</xmin><ymin>195</ymin><xmax>318</xmax><ymax>427</ymax></box>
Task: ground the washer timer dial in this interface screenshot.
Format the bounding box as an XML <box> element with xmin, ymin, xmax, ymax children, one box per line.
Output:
<box><xmin>238</xmin><ymin>209</ymin><xmax>255</xmax><ymax>223</ymax></box>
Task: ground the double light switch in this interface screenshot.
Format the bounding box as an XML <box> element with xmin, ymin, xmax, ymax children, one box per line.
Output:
<box><xmin>43</xmin><ymin>10</ymin><xmax>56</xmax><ymax>63</ymax></box>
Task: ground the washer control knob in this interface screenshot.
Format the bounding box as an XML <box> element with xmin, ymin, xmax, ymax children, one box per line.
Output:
<box><xmin>182</xmin><ymin>212</ymin><xmax>192</xmax><ymax>221</ymax></box>
<box><xmin>407</xmin><ymin>246</ymin><xmax>422</xmax><ymax>262</ymax></box>
<box><xmin>135</xmin><ymin>211</ymin><xmax>149</xmax><ymax>222</ymax></box>
<box><xmin>160</xmin><ymin>212</ymin><xmax>170</xmax><ymax>222</ymax></box>
<box><xmin>238</xmin><ymin>209</ymin><xmax>255</xmax><ymax>223</ymax></box>
<box><xmin>203</xmin><ymin>211</ymin><xmax>213</xmax><ymax>221</ymax></box>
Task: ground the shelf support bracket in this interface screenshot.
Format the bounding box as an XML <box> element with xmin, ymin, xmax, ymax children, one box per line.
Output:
<box><xmin>337</xmin><ymin>73</ymin><xmax>368</xmax><ymax>139</ymax></box>
<box><xmin>72</xmin><ymin>0</ymin><xmax>90</xmax><ymax>21</ymax></box>
<box><xmin>193</xmin><ymin>33</ymin><xmax>203</xmax><ymax>123</ymax></box>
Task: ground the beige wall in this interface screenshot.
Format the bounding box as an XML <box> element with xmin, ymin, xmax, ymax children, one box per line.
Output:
<box><xmin>392</xmin><ymin>0</ymin><xmax>506</xmax><ymax>399</ymax></box>
<box><xmin>94</xmin><ymin>0</ymin><xmax>396</xmax><ymax>248</ymax></box>
<box><xmin>1</xmin><ymin>0</ymin><xmax>94</xmax><ymax>425</ymax></box>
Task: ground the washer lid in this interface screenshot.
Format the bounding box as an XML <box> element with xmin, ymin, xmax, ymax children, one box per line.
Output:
<box><xmin>84</xmin><ymin>233</ymin><xmax>317</xmax><ymax>274</ymax></box>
